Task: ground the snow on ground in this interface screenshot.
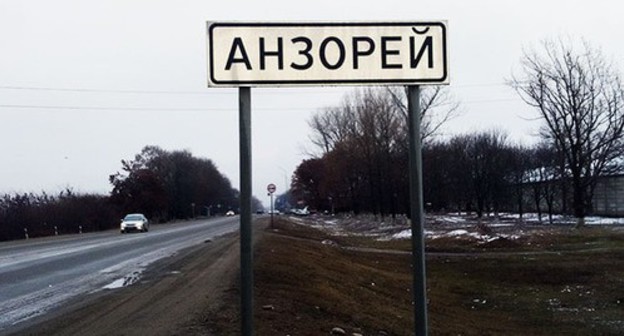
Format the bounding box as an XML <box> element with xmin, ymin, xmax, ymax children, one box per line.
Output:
<box><xmin>296</xmin><ymin>212</ymin><xmax>624</xmax><ymax>242</ymax></box>
<box><xmin>391</xmin><ymin>228</ymin><xmax>521</xmax><ymax>243</ymax></box>
<box><xmin>433</xmin><ymin>215</ymin><xmax>467</xmax><ymax>224</ymax></box>
<box><xmin>584</xmin><ymin>217</ymin><xmax>624</xmax><ymax>225</ymax></box>
<box><xmin>496</xmin><ymin>213</ymin><xmax>624</xmax><ymax>225</ymax></box>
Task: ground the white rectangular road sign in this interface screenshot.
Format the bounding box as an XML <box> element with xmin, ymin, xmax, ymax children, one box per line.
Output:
<box><xmin>206</xmin><ymin>22</ymin><xmax>448</xmax><ymax>87</ymax></box>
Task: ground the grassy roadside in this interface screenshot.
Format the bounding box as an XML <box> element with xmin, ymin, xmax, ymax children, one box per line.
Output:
<box><xmin>207</xmin><ymin>217</ymin><xmax>624</xmax><ymax>335</ymax></box>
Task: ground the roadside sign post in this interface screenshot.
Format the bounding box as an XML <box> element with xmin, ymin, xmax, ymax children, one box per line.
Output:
<box><xmin>408</xmin><ymin>85</ymin><xmax>428</xmax><ymax>335</ymax></box>
<box><xmin>206</xmin><ymin>21</ymin><xmax>448</xmax><ymax>336</ymax></box>
<box><xmin>267</xmin><ymin>183</ymin><xmax>276</xmax><ymax>229</ymax></box>
<box><xmin>239</xmin><ymin>87</ymin><xmax>253</xmax><ymax>335</ymax></box>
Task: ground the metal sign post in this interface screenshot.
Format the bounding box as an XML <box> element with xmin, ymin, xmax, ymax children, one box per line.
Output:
<box><xmin>408</xmin><ymin>85</ymin><xmax>428</xmax><ymax>335</ymax></box>
<box><xmin>239</xmin><ymin>87</ymin><xmax>254</xmax><ymax>336</ymax></box>
<box><xmin>267</xmin><ymin>183</ymin><xmax>276</xmax><ymax>229</ymax></box>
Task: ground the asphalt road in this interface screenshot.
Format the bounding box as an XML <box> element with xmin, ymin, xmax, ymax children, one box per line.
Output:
<box><xmin>0</xmin><ymin>216</ymin><xmax>239</xmax><ymax>333</ymax></box>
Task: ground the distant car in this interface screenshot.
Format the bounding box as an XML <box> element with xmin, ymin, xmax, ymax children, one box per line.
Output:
<box><xmin>225</xmin><ymin>210</ymin><xmax>235</xmax><ymax>216</ymax></box>
<box><xmin>120</xmin><ymin>213</ymin><xmax>149</xmax><ymax>233</ymax></box>
<box><xmin>256</xmin><ymin>209</ymin><xmax>265</xmax><ymax>214</ymax></box>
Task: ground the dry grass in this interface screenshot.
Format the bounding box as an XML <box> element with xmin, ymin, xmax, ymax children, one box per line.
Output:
<box><xmin>254</xmin><ymin>219</ymin><xmax>413</xmax><ymax>335</ymax></box>
<box><xmin>208</xmin><ymin>216</ymin><xmax>624</xmax><ymax>335</ymax></box>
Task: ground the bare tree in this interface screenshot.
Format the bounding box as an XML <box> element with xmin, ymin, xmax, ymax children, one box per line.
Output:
<box><xmin>385</xmin><ymin>86</ymin><xmax>461</xmax><ymax>146</ymax></box>
<box><xmin>527</xmin><ymin>141</ymin><xmax>561</xmax><ymax>224</ymax></box>
<box><xmin>508</xmin><ymin>143</ymin><xmax>532</xmax><ymax>221</ymax></box>
<box><xmin>306</xmin><ymin>86</ymin><xmax>460</xmax><ymax>216</ymax></box>
<box><xmin>511</xmin><ymin>38</ymin><xmax>624</xmax><ymax>227</ymax></box>
<box><xmin>308</xmin><ymin>86</ymin><xmax>460</xmax><ymax>154</ymax></box>
<box><xmin>462</xmin><ymin>130</ymin><xmax>512</xmax><ymax>219</ymax></box>
<box><xmin>308</xmin><ymin>104</ymin><xmax>355</xmax><ymax>154</ymax></box>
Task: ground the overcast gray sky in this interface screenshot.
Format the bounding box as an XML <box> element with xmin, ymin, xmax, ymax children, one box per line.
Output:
<box><xmin>1</xmin><ymin>0</ymin><xmax>623</xmax><ymax>205</ymax></box>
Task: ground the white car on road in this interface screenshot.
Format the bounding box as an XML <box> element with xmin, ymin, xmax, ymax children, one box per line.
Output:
<box><xmin>120</xmin><ymin>213</ymin><xmax>149</xmax><ymax>233</ymax></box>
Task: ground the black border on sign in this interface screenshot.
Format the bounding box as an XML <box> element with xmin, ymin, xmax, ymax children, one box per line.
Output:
<box><xmin>207</xmin><ymin>21</ymin><xmax>448</xmax><ymax>86</ymax></box>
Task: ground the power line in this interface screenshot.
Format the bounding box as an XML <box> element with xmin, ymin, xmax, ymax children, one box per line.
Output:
<box><xmin>0</xmin><ymin>85</ymin><xmax>347</xmax><ymax>95</ymax></box>
<box><xmin>0</xmin><ymin>97</ymin><xmax>523</xmax><ymax>112</ymax></box>
<box><xmin>462</xmin><ymin>98</ymin><xmax>522</xmax><ymax>104</ymax></box>
<box><xmin>453</xmin><ymin>82</ymin><xmax>511</xmax><ymax>88</ymax></box>
<box><xmin>0</xmin><ymin>103</ymin><xmax>315</xmax><ymax>112</ymax></box>
<box><xmin>0</xmin><ymin>81</ymin><xmax>523</xmax><ymax>112</ymax></box>
<box><xmin>0</xmin><ymin>85</ymin><xmax>231</xmax><ymax>95</ymax></box>
<box><xmin>0</xmin><ymin>82</ymin><xmax>510</xmax><ymax>95</ymax></box>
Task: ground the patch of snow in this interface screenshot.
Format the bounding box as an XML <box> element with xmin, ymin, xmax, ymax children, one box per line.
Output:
<box><xmin>392</xmin><ymin>230</ymin><xmax>412</xmax><ymax>239</ymax></box>
<box><xmin>488</xmin><ymin>223</ymin><xmax>515</xmax><ymax>228</ymax></box>
<box><xmin>103</xmin><ymin>278</ymin><xmax>126</xmax><ymax>290</ymax></box>
<box><xmin>289</xmin><ymin>217</ymin><xmax>305</xmax><ymax>223</ymax></box>
<box><xmin>585</xmin><ymin>217</ymin><xmax>624</xmax><ymax>225</ymax></box>
<box><xmin>102</xmin><ymin>271</ymin><xmax>141</xmax><ymax>290</ymax></box>
<box><xmin>436</xmin><ymin>216</ymin><xmax>466</xmax><ymax>223</ymax></box>
<box><xmin>445</xmin><ymin>229</ymin><xmax>470</xmax><ymax>237</ymax></box>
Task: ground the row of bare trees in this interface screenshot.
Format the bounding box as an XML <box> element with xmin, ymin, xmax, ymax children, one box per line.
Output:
<box><xmin>424</xmin><ymin>135</ymin><xmax>566</xmax><ymax>222</ymax></box>
<box><xmin>292</xmin><ymin>39</ymin><xmax>624</xmax><ymax>227</ymax></box>
<box><xmin>292</xmin><ymin>86</ymin><xmax>460</xmax><ymax>216</ymax></box>
<box><xmin>295</xmin><ymin>107</ymin><xmax>617</xmax><ymax>223</ymax></box>
<box><xmin>294</xmin><ymin>117</ymin><xmax>554</xmax><ymax>220</ymax></box>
